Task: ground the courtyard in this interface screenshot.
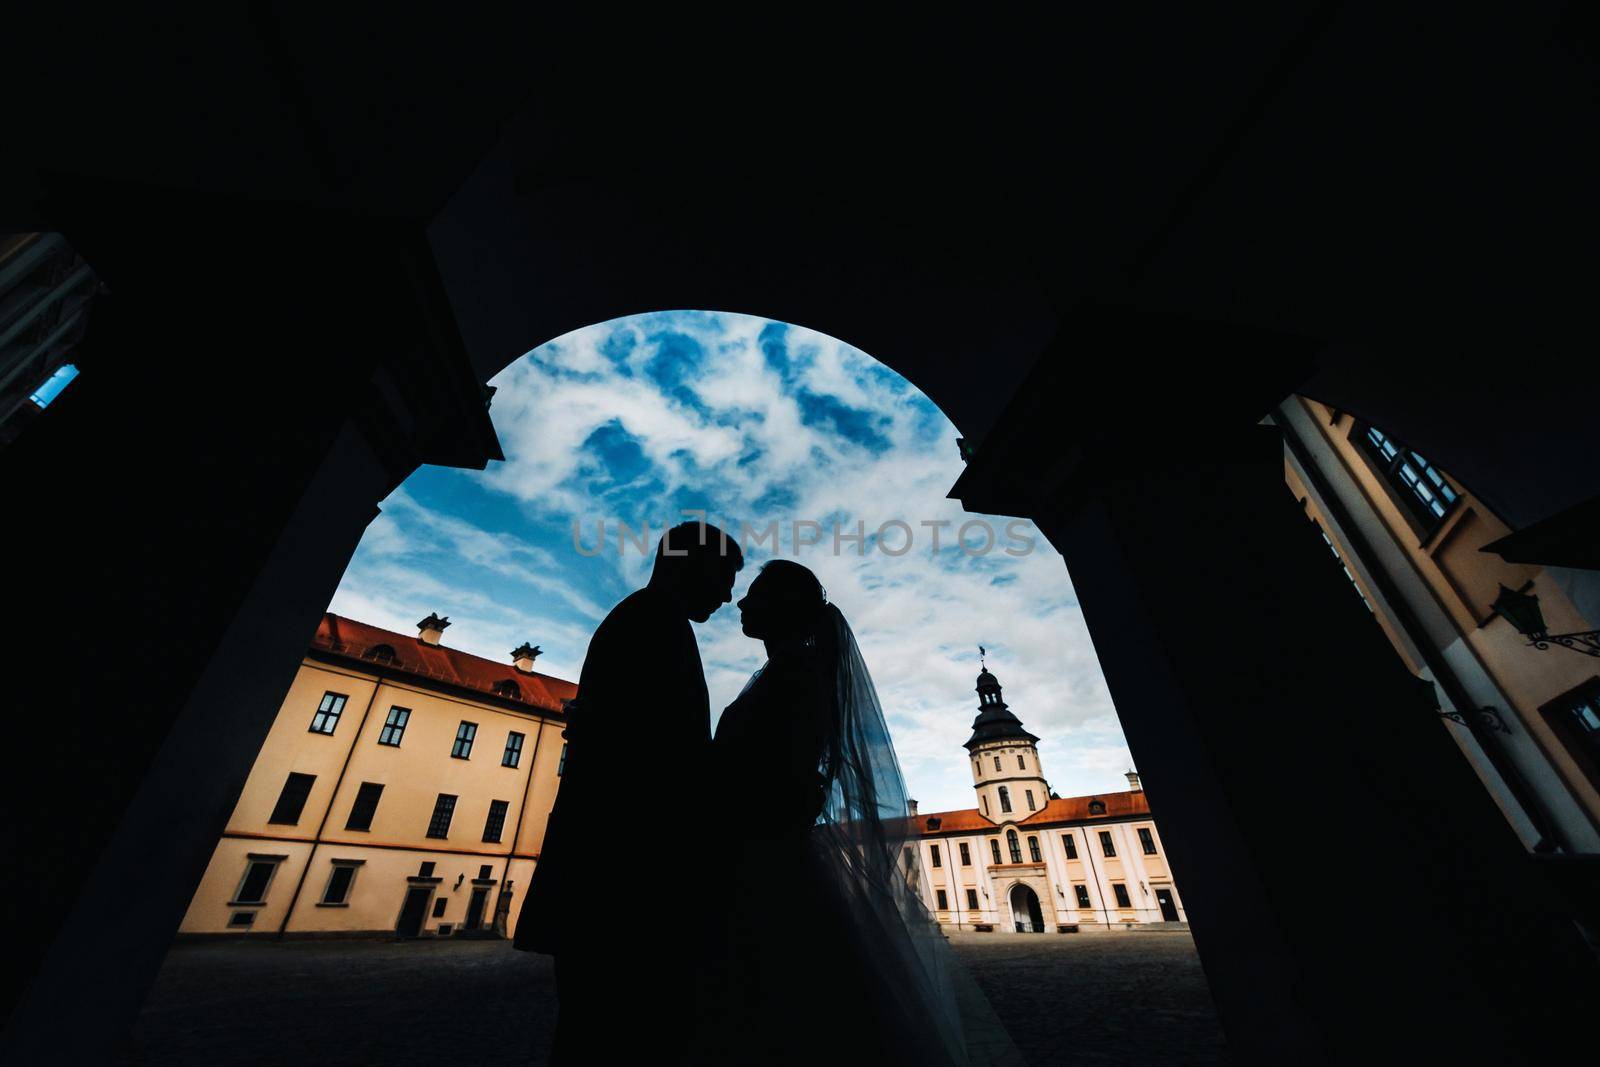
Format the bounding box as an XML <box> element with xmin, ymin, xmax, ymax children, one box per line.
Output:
<box><xmin>120</xmin><ymin>930</ymin><xmax>1227</xmax><ymax>1065</ymax></box>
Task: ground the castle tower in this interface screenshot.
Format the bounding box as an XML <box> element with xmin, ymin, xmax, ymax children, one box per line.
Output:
<box><xmin>964</xmin><ymin>655</ymin><xmax>1049</xmax><ymax>821</ymax></box>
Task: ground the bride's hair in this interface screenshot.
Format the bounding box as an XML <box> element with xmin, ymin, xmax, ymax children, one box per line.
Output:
<box><xmin>754</xmin><ymin>559</ymin><xmax>829</xmax><ymax>635</ymax></box>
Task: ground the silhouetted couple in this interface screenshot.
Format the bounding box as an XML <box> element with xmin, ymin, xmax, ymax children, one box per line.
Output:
<box><xmin>516</xmin><ymin>522</ymin><xmax>966</xmax><ymax>1064</ymax></box>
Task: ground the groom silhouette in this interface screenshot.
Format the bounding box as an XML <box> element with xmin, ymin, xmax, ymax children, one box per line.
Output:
<box><xmin>516</xmin><ymin>521</ymin><xmax>743</xmax><ymax>1063</ymax></box>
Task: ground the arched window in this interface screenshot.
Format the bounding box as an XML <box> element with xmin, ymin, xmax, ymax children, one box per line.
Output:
<box><xmin>493</xmin><ymin>679</ymin><xmax>522</xmax><ymax>700</ymax></box>
<box><xmin>1027</xmin><ymin>835</ymin><xmax>1042</xmax><ymax>862</ymax></box>
<box><xmin>1006</xmin><ymin>829</ymin><xmax>1022</xmax><ymax>864</ymax></box>
<box><xmin>365</xmin><ymin>643</ymin><xmax>397</xmax><ymax>663</ymax></box>
<box><xmin>998</xmin><ymin>786</ymin><xmax>1012</xmax><ymax>813</ymax></box>
<box><xmin>1088</xmin><ymin>799</ymin><xmax>1106</xmax><ymax>816</ymax></box>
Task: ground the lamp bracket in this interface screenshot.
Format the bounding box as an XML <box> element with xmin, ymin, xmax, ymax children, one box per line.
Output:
<box><xmin>1528</xmin><ymin>629</ymin><xmax>1600</xmax><ymax>658</ymax></box>
<box><xmin>1439</xmin><ymin>705</ymin><xmax>1510</xmax><ymax>734</ymax></box>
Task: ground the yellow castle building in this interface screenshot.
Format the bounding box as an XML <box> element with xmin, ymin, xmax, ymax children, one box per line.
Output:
<box><xmin>911</xmin><ymin>663</ymin><xmax>1186</xmax><ymax>932</ymax></box>
<box><xmin>179</xmin><ymin>613</ymin><xmax>574</xmax><ymax>939</ymax></box>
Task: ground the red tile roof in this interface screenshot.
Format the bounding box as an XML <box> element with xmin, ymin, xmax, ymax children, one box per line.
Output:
<box><xmin>912</xmin><ymin>789</ymin><xmax>1151</xmax><ymax>835</ymax></box>
<box><xmin>311</xmin><ymin>613</ymin><xmax>577</xmax><ymax>714</ymax></box>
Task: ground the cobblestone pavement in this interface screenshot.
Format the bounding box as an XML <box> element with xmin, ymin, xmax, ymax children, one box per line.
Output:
<box><xmin>948</xmin><ymin>931</ymin><xmax>1229</xmax><ymax>1065</ymax></box>
<box><xmin>123</xmin><ymin>932</ymin><xmax>1225</xmax><ymax>1065</ymax></box>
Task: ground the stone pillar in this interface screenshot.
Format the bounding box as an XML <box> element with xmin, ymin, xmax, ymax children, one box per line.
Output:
<box><xmin>0</xmin><ymin>201</ymin><xmax>501</xmax><ymax>1059</ymax></box>
<box><xmin>959</xmin><ymin>417</ymin><xmax>1597</xmax><ymax>1059</ymax></box>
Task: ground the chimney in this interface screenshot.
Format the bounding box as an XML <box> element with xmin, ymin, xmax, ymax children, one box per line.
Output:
<box><xmin>417</xmin><ymin>613</ymin><xmax>451</xmax><ymax>646</ymax></box>
<box><xmin>1125</xmin><ymin>770</ymin><xmax>1143</xmax><ymax>792</ymax></box>
<box><xmin>907</xmin><ymin>799</ymin><xmax>919</xmax><ymax>817</ymax></box>
<box><xmin>511</xmin><ymin>642</ymin><xmax>543</xmax><ymax>674</ymax></box>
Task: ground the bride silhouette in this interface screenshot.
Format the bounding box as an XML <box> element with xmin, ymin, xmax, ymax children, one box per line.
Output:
<box><xmin>693</xmin><ymin>560</ymin><xmax>968</xmax><ymax>1065</ymax></box>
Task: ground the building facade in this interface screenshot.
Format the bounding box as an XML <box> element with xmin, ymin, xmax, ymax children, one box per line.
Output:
<box><xmin>1274</xmin><ymin>396</ymin><xmax>1600</xmax><ymax>855</ymax></box>
<box><xmin>912</xmin><ymin>664</ymin><xmax>1185</xmax><ymax>932</ymax></box>
<box><xmin>179</xmin><ymin>613</ymin><xmax>575</xmax><ymax>939</ymax></box>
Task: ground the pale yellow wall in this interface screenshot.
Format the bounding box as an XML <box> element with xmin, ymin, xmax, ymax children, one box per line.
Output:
<box><xmin>920</xmin><ymin>816</ymin><xmax>1185</xmax><ymax>930</ymax></box>
<box><xmin>1291</xmin><ymin>397</ymin><xmax>1600</xmax><ymax>836</ymax></box>
<box><xmin>181</xmin><ymin>655</ymin><xmax>566</xmax><ymax>938</ymax></box>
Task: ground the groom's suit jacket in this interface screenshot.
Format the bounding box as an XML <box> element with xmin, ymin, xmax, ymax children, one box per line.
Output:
<box><xmin>515</xmin><ymin>585</ymin><xmax>710</xmax><ymax>954</ymax></box>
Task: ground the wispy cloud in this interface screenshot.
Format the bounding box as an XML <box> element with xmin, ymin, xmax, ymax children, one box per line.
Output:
<box><xmin>328</xmin><ymin>312</ymin><xmax>1132</xmax><ymax>811</ymax></box>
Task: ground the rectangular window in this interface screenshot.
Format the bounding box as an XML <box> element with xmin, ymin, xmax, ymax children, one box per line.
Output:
<box><xmin>989</xmin><ymin>840</ymin><xmax>1002</xmax><ymax>865</ymax></box>
<box><xmin>959</xmin><ymin>842</ymin><xmax>972</xmax><ymax>866</ymax></box>
<box><xmin>1355</xmin><ymin>423</ymin><xmax>1459</xmax><ymax>533</ymax></box>
<box><xmin>268</xmin><ymin>772</ymin><xmax>316</xmax><ymax>825</ymax></box>
<box><xmin>309</xmin><ymin>692</ymin><xmax>348</xmax><ymax>735</ymax></box>
<box><xmin>228</xmin><ymin>911</ymin><xmax>256</xmax><ymax>928</ymax></box>
<box><xmin>1540</xmin><ymin>678</ymin><xmax>1600</xmax><ymax>795</ymax></box>
<box><xmin>426</xmin><ymin>794</ymin><xmax>458</xmax><ymax>839</ymax></box>
<box><xmin>1099</xmin><ymin>830</ymin><xmax>1116</xmax><ymax>857</ymax></box>
<box><xmin>419</xmin><ymin>861</ymin><xmax>436</xmax><ymax>878</ymax></box>
<box><xmin>936</xmin><ymin>889</ymin><xmax>949</xmax><ymax>910</ymax></box>
<box><xmin>930</xmin><ymin>844</ymin><xmax>942</xmax><ymax>868</ymax></box>
<box><xmin>1062</xmin><ymin>833</ymin><xmax>1078</xmax><ymax>859</ymax></box>
<box><xmin>234</xmin><ymin>859</ymin><xmax>279</xmax><ymax>904</ymax></box>
<box><xmin>451</xmin><ymin>722</ymin><xmax>477</xmax><ymax>759</ymax></box>
<box><xmin>1027</xmin><ymin>836</ymin><xmax>1042</xmax><ymax>862</ymax></box>
<box><xmin>980</xmin><ymin>795</ymin><xmax>988</xmax><ymax>815</ymax></box>
<box><xmin>993</xmin><ymin>756</ymin><xmax>1002</xmax><ymax>771</ymax></box>
<box><xmin>483</xmin><ymin>799</ymin><xmax>510</xmax><ymax>843</ymax></box>
<box><xmin>1025</xmin><ymin>789</ymin><xmax>1036</xmax><ymax>811</ymax></box>
<box><xmin>1017</xmin><ymin>754</ymin><xmax>1026</xmax><ymax>770</ymax></box>
<box><xmin>344</xmin><ymin>781</ymin><xmax>384</xmax><ymax>831</ymax></box>
<box><xmin>321</xmin><ymin>863</ymin><xmax>359</xmax><ymax>905</ymax></box>
<box><xmin>965</xmin><ymin>889</ymin><xmax>979</xmax><ymax>910</ymax></box>
<box><xmin>378</xmin><ymin>706</ymin><xmax>410</xmax><ymax>746</ymax></box>
<box><xmin>557</xmin><ymin>742</ymin><xmax>568</xmax><ymax>776</ymax></box>
<box><xmin>1112</xmin><ymin>883</ymin><xmax>1132</xmax><ymax>909</ymax></box>
<box><xmin>1138</xmin><ymin>827</ymin><xmax>1158</xmax><ymax>855</ymax></box>
<box><xmin>432</xmin><ymin>897</ymin><xmax>448</xmax><ymax>918</ymax></box>
<box><xmin>502</xmin><ymin>731</ymin><xmax>525</xmax><ymax>768</ymax></box>
<box><xmin>1074</xmin><ymin>884</ymin><xmax>1092</xmax><ymax>908</ymax></box>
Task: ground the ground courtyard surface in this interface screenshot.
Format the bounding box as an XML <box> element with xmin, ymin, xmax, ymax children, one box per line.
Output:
<box><xmin>122</xmin><ymin>930</ymin><xmax>1228</xmax><ymax>1065</ymax></box>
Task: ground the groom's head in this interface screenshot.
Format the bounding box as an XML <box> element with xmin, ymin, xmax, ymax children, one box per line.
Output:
<box><xmin>649</xmin><ymin>521</ymin><xmax>744</xmax><ymax>623</ymax></box>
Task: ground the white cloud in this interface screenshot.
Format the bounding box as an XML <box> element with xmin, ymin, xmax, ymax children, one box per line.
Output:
<box><xmin>329</xmin><ymin>311</ymin><xmax>1133</xmax><ymax>811</ymax></box>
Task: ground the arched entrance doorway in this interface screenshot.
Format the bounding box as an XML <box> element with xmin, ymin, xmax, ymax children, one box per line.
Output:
<box><xmin>1009</xmin><ymin>884</ymin><xmax>1045</xmax><ymax>934</ymax></box>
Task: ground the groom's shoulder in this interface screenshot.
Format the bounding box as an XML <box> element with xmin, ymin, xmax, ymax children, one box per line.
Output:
<box><xmin>591</xmin><ymin>588</ymin><xmax>682</xmax><ymax>646</ymax></box>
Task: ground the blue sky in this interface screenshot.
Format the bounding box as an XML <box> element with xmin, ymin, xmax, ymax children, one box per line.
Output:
<box><xmin>328</xmin><ymin>311</ymin><xmax>1133</xmax><ymax>812</ymax></box>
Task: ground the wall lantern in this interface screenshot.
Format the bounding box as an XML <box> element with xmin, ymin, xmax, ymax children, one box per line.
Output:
<box><xmin>1491</xmin><ymin>584</ymin><xmax>1600</xmax><ymax>658</ymax></box>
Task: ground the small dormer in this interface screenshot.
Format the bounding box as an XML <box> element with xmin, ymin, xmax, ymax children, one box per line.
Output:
<box><xmin>417</xmin><ymin>613</ymin><xmax>451</xmax><ymax>646</ymax></box>
<box><xmin>511</xmin><ymin>642</ymin><xmax>543</xmax><ymax>674</ymax></box>
<box><xmin>493</xmin><ymin>679</ymin><xmax>523</xmax><ymax>701</ymax></box>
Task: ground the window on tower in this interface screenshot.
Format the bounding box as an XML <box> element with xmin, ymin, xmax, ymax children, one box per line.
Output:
<box><xmin>981</xmin><ymin>795</ymin><xmax>989</xmax><ymax>815</ymax></box>
<box><xmin>998</xmin><ymin>786</ymin><xmax>1012</xmax><ymax>813</ymax></box>
<box><xmin>993</xmin><ymin>756</ymin><xmax>1002</xmax><ymax>772</ymax></box>
<box><xmin>1018</xmin><ymin>754</ymin><xmax>1026</xmax><ymax>770</ymax></box>
<box><xmin>1025</xmin><ymin>789</ymin><xmax>1036</xmax><ymax>810</ymax></box>
<box><xmin>1006</xmin><ymin>829</ymin><xmax>1022</xmax><ymax>864</ymax></box>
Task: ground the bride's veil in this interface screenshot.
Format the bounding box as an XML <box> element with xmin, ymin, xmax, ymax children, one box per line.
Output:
<box><xmin>812</xmin><ymin>603</ymin><xmax>969</xmax><ymax>1065</ymax></box>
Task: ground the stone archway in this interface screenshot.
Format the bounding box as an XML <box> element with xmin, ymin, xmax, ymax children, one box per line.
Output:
<box><xmin>1009</xmin><ymin>883</ymin><xmax>1045</xmax><ymax>935</ymax></box>
<box><xmin>7</xmin><ymin>14</ymin><xmax>1599</xmax><ymax>1061</ymax></box>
